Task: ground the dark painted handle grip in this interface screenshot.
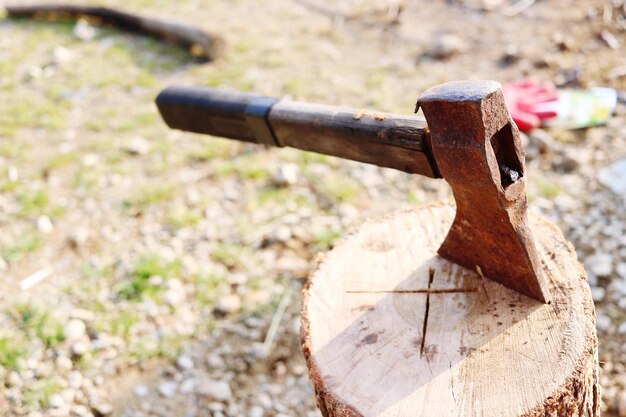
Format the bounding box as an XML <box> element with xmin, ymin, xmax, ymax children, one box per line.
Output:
<box><xmin>155</xmin><ymin>85</ymin><xmax>279</xmax><ymax>145</ymax></box>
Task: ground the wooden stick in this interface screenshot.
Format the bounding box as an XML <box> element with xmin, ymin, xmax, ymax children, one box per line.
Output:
<box><xmin>301</xmin><ymin>203</ymin><xmax>599</xmax><ymax>417</ymax></box>
<box><xmin>5</xmin><ymin>4</ymin><xmax>224</xmax><ymax>61</ymax></box>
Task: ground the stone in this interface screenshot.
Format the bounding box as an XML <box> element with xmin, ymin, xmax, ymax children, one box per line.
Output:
<box><xmin>64</xmin><ymin>319</ymin><xmax>87</xmax><ymax>341</ymax></box>
<box><xmin>585</xmin><ymin>252</ymin><xmax>613</xmax><ymax>277</ymax></box>
<box><xmin>215</xmin><ymin>294</ymin><xmax>241</xmax><ymax>315</ymax></box>
<box><xmin>618</xmin><ymin>389</ymin><xmax>626</xmax><ymax>417</ymax></box>
<box><xmin>158</xmin><ymin>381</ymin><xmax>178</xmax><ymax>398</ymax></box>
<box><xmin>91</xmin><ymin>402</ymin><xmax>113</xmax><ymax>416</ymax></box>
<box><xmin>196</xmin><ymin>379</ymin><xmax>232</xmax><ymax>401</ymax></box>
<box><xmin>272</xmin><ymin>163</ymin><xmax>299</xmax><ymax>186</ymax></box>
<box><xmin>180</xmin><ymin>379</ymin><xmax>196</xmax><ymax>394</ymax></box>
<box><xmin>617</xmin><ymin>262</ymin><xmax>626</xmax><ymax>280</ymax></box>
<box><xmin>249</xmin><ymin>406</ymin><xmax>264</xmax><ymax>417</ymax></box>
<box><xmin>37</xmin><ymin>215</ymin><xmax>54</xmax><ymax>233</ymax></box>
<box><xmin>176</xmin><ymin>355</ymin><xmax>194</xmax><ymax>370</ymax></box>
<box><xmin>591</xmin><ymin>286</ymin><xmax>605</xmax><ymax>302</ymax></box>
<box><xmin>52</xmin><ymin>46</ymin><xmax>75</xmax><ymax>64</ymax></box>
<box><xmin>421</xmin><ymin>34</ymin><xmax>466</xmax><ymax>60</ymax></box>
<box><xmin>73</xmin><ymin>19</ymin><xmax>96</xmax><ymax>41</ymax></box>
<box><xmin>134</xmin><ymin>385</ymin><xmax>149</xmax><ymax>397</ymax></box>
<box><xmin>598</xmin><ymin>159</ymin><xmax>626</xmax><ymax>195</ymax></box>
<box><xmin>68</xmin><ymin>371</ymin><xmax>83</xmax><ymax>389</ymax></box>
<box><xmin>206</xmin><ymin>354</ymin><xmax>225</xmax><ymax>370</ymax></box>
<box><xmin>596</xmin><ymin>311</ymin><xmax>612</xmax><ymax>331</ymax></box>
<box><xmin>49</xmin><ymin>393</ymin><xmax>65</xmax><ymax>408</ymax></box>
<box><xmin>71</xmin><ymin>341</ymin><xmax>89</xmax><ymax>356</ymax></box>
<box><xmin>268</xmin><ymin>225</ymin><xmax>292</xmax><ymax>243</ymax></box>
<box><xmin>123</xmin><ymin>136</ymin><xmax>151</xmax><ymax>156</ymax></box>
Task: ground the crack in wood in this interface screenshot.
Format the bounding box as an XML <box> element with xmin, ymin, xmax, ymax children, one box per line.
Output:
<box><xmin>420</xmin><ymin>268</ymin><xmax>436</xmax><ymax>358</ymax></box>
<box><xmin>346</xmin><ymin>288</ymin><xmax>476</xmax><ymax>294</ymax></box>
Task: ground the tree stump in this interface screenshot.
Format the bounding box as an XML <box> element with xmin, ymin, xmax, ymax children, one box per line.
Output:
<box><xmin>301</xmin><ymin>203</ymin><xmax>599</xmax><ymax>417</ymax></box>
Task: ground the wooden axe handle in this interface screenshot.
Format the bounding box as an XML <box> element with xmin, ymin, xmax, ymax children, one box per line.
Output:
<box><xmin>156</xmin><ymin>85</ymin><xmax>440</xmax><ymax>178</ymax></box>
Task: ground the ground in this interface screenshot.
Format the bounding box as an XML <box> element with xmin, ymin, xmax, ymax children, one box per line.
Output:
<box><xmin>0</xmin><ymin>0</ymin><xmax>625</xmax><ymax>416</ymax></box>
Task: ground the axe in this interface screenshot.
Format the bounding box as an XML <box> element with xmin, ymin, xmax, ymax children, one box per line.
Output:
<box><xmin>155</xmin><ymin>80</ymin><xmax>550</xmax><ymax>303</ymax></box>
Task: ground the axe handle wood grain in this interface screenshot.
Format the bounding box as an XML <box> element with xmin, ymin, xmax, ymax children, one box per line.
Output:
<box><xmin>4</xmin><ymin>4</ymin><xmax>224</xmax><ymax>61</ymax></box>
<box><xmin>156</xmin><ymin>85</ymin><xmax>441</xmax><ymax>178</ymax></box>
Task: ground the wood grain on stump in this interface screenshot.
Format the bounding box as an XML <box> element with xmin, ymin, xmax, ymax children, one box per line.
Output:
<box><xmin>301</xmin><ymin>203</ymin><xmax>599</xmax><ymax>417</ymax></box>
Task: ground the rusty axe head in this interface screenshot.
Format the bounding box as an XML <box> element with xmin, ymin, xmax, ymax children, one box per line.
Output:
<box><xmin>417</xmin><ymin>80</ymin><xmax>550</xmax><ymax>303</ymax></box>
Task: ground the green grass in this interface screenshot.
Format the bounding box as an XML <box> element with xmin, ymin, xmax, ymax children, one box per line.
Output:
<box><xmin>211</xmin><ymin>242</ymin><xmax>258</xmax><ymax>270</ymax></box>
<box><xmin>0</xmin><ymin>336</ymin><xmax>25</xmax><ymax>370</ymax></box>
<box><xmin>116</xmin><ymin>255</ymin><xmax>183</xmax><ymax>300</ymax></box>
<box><xmin>12</xmin><ymin>304</ymin><xmax>65</xmax><ymax>348</ymax></box>
<box><xmin>165</xmin><ymin>206</ymin><xmax>201</xmax><ymax>230</ymax></box>
<box><xmin>536</xmin><ymin>181</ymin><xmax>561</xmax><ymax>199</ymax></box>
<box><xmin>21</xmin><ymin>377</ymin><xmax>61</xmax><ymax>408</ymax></box>
<box><xmin>312</xmin><ymin>227</ymin><xmax>342</xmax><ymax>251</ymax></box>
<box><xmin>17</xmin><ymin>187</ymin><xmax>49</xmax><ymax>218</ymax></box>
<box><xmin>1</xmin><ymin>231</ymin><xmax>43</xmax><ymax>263</ymax></box>
<box><xmin>123</xmin><ymin>184</ymin><xmax>176</xmax><ymax>210</ymax></box>
<box><xmin>318</xmin><ymin>174</ymin><xmax>362</xmax><ymax>203</ymax></box>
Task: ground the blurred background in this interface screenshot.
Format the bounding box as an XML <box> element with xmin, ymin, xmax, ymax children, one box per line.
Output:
<box><xmin>0</xmin><ymin>0</ymin><xmax>624</xmax><ymax>416</ymax></box>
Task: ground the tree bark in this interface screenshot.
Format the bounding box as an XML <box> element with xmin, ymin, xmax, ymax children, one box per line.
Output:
<box><xmin>301</xmin><ymin>203</ymin><xmax>599</xmax><ymax>417</ymax></box>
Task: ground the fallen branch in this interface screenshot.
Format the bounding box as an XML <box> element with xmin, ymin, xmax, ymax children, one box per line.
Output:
<box><xmin>5</xmin><ymin>3</ymin><xmax>224</xmax><ymax>62</ymax></box>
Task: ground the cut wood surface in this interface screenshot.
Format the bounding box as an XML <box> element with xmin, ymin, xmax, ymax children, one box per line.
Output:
<box><xmin>301</xmin><ymin>203</ymin><xmax>599</xmax><ymax>417</ymax></box>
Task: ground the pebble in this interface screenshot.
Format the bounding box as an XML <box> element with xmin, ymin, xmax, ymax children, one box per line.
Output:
<box><xmin>123</xmin><ymin>136</ymin><xmax>151</xmax><ymax>156</ymax></box>
<box><xmin>158</xmin><ymin>381</ymin><xmax>178</xmax><ymax>398</ymax></box>
<box><xmin>618</xmin><ymin>263</ymin><xmax>626</xmax><ymax>280</ymax></box>
<box><xmin>37</xmin><ymin>215</ymin><xmax>54</xmax><ymax>233</ymax></box>
<box><xmin>64</xmin><ymin>319</ymin><xmax>87</xmax><ymax>341</ymax></box>
<box><xmin>421</xmin><ymin>34</ymin><xmax>466</xmax><ymax>60</ymax></box>
<box><xmin>73</xmin><ymin>19</ymin><xmax>96</xmax><ymax>41</ymax></box>
<box><xmin>598</xmin><ymin>159</ymin><xmax>626</xmax><ymax>195</ymax></box>
<box><xmin>585</xmin><ymin>252</ymin><xmax>613</xmax><ymax>277</ymax></box>
<box><xmin>71</xmin><ymin>341</ymin><xmax>89</xmax><ymax>356</ymax></box>
<box><xmin>176</xmin><ymin>355</ymin><xmax>194</xmax><ymax>370</ymax></box>
<box><xmin>618</xmin><ymin>389</ymin><xmax>626</xmax><ymax>417</ymax></box>
<box><xmin>70</xmin><ymin>405</ymin><xmax>92</xmax><ymax>417</ymax></box>
<box><xmin>134</xmin><ymin>385</ymin><xmax>149</xmax><ymax>398</ymax></box>
<box><xmin>596</xmin><ymin>311</ymin><xmax>612</xmax><ymax>332</ymax></box>
<box><xmin>196</xmin><ymin>379</ymin><xmax>232</xmax><ymax>401</ymax></box>
<box><xmin>272</xmin><ymin>163</ymin><xmax>299</xmax><ymax>186</ymax></box>
<box><xmin>179</xmin><ymin>379</ymin><xmax>196</xmax><ymax>394</ymax></box>
<box><xmin>49</xmin><ymin>393</ymin><xmax>66</xmax><ymax>408</ymax></box>
<box><xmin>52</xmin><ymin>46</ymin><xmax>75</xmax><ymax>65</ymax></box>
<box><xmin>91</xmin><ymin>402</ymin><xmax>113</xmax><ymax>416</ymax></box>
<box><xmin>591</xmin><ymin>286</ymin><xmax>605</xmax><ymax>302</ymax></box>
<box><xmin>268</xmin><ymin>225</ymin><xmax>292</xmax><ymax>243</ymax></box>
<box><xmin>249</xmin><ymin>406</ymin><xmax>265</xmax><ymax>417</ymax></box>
<box><xmin>68</xmin><ymin>371</ymin><xmax>83</xmax><ymax>389</ymax></box>
<box><xmin>215</xmin><ymin>294</ymin><xmax>242</xmax><ymax>315</ymax></box>
<box><xmin>206</xmin><ymin>354</ymin><xmax>225</xmax><ymax>370</ymax></box>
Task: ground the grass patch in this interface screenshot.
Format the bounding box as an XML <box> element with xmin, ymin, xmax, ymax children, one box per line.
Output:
<box><xmin>536</xmin><ymin>181</ymin><xmax>561</xmax><ymax>199</ymax></box>
<box><xmin>12</xmin><ymin>304</ymin><xmax>65</xmax><ymax>348</ymax></box>
<box><xmin>17</xmin><ymin>187</ymin><xmax>49</xmax><ymax>218</ymax></box>
<box><xmin>21</xmin><ymin>377</ymin><xmax>61</xmax><ymax>408</ymax></box>
<box><xmin>318</xmin><ymin>174</ymin><xmax>362</xmax><ymax>203</ymax></box>
<box><xmin>124</xmin><ymin>184</ymin><xmax>176</xmax><ymax>210</ymax></box>
<box><xmin>165</xmin><ymin>206</ymin><xmax>201</xmax><ymax>230</ymax></box>
<box><xmin>211</xmin><ymin>242</ymin><xmax>258</xmax><ymax>270</ymax></box>
<box><xmin>0</xmin><ymin>336</ymin><xmax>24</xmax><ymax>370</ymax></box>
<box><xmin>312</xmin><ymin>227</ymin><xmax>342</xmax><ymax>251</ymax></box>
<box><xmin>117</xmin><ymin>255</ymin><xmax>183</xmax><ymax>300</ymax></box>
<box><xmin>1</xmin><ymin>230</ymin><xmax>43</xmax><ymax>263</ymax></box>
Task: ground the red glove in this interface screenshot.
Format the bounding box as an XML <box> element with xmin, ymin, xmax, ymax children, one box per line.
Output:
<box><xmin>502</xmin><ymin>79</ymin><xmax>559</xmax><ymax>132</ymax></box>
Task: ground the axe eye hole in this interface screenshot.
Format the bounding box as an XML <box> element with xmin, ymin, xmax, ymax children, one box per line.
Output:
<box><xmin>490</xmin><ymin>123</ymin><xmax>523</xmax><ymax>188</ymax></box>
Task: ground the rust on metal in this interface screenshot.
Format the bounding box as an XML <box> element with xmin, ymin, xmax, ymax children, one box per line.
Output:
<box><xmin>418</xmin><ymin>80</ymin><xmax>550</xmax><ymax>303</ymax></box>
